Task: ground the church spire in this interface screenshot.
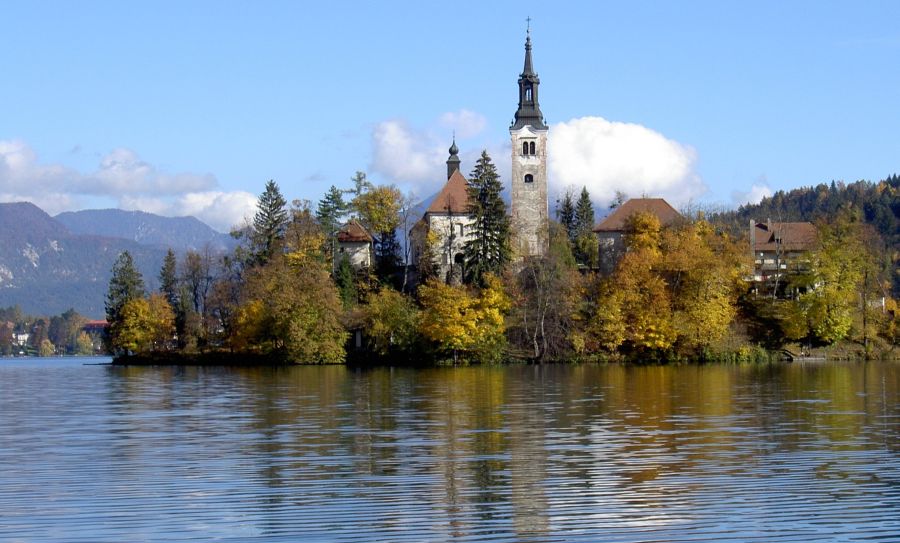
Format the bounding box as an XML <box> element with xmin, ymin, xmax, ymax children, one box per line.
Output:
<box><xmin>512</xmin><ymin>22</ymin><xmax>546</xmax><ymax>130</ymax></box>
<box><xmin>446</xmin><ymin>135</ymin><xmax>460</xmax><ymax>179</ymax></box>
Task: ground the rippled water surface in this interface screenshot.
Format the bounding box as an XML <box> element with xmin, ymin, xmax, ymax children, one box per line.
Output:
<box><xmin>1</xmin><ymin>358</ymin><xmax>898</xmax><ymax>542</ymax></box>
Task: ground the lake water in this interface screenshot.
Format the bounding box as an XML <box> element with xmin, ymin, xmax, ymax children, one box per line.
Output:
<box><xmin>0</xmin><ymin>358</ymin><xmax>897</xmax><ymax>542</ymax></box>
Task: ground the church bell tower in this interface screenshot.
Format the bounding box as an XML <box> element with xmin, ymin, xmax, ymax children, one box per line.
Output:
<box><xmin>510</xmin><ymin>24</ymin><xmax>548</xmax><ymax>258</ymax></box>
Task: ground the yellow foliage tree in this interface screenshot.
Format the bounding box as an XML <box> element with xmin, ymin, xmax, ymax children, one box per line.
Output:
<box><xmin>115</xmin><ymin>294</ymin><xmax>176</xmax><ymax>354</ymax></box>
<box><xmin>363</xmin><ymin>288</ymin><xmax>420</xmax><ymax>356</ymax></box>
<box><xmin>418</xmin><ymin>273</ymin><xmax>509</xmax><ymax>363</ymax></box>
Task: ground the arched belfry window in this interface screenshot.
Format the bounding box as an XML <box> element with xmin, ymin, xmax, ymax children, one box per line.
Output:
<box><xmin>529</xmin><ymin>141</ymin><xmax>536</xmax><ymax>155</ymax></box>
<box><xmin>524</xmin><ymin>174</ymin><xmax>534</xmax><ymax>183</ymax></box>
<box><xmin>525</xmin><ymin>86</ymin><xmax>532</xmax><ymax>101</ymax></box>
<box><xmin>523</xmin><ymin>142</ymin><xmax>529</xmax><ymax>155</ymax></box>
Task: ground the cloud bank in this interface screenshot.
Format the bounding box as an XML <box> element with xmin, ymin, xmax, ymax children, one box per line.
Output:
<box><xmin>548</xmin><ymin>116</ymin><xmax>705</xmax><ymax>206</ymax></box>
<box><xmin>0</xmin><ymin>140</ymin><xmax>255</xmax><ymax>231</ymax></box>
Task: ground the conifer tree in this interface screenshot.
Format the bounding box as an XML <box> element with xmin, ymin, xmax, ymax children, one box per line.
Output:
<box><xmin>464</xmin><ymin>150</ymin><xmax>511</xmax><ymax>286</ymax></box>
<box><xmin>573</xmin><ymin>187</ymin><xmax>597</xmax><ymax>268</ymax></box>
<box><xmin>316</xmin><ymin>185</ymin><xmax>349</xmax><ymax>268</ymax></box>
<box><xmin>159</xmin><ymin>249</ymin><xmax>179</xmax><ymax>308</ymax></box>
<box><xmin>105</xmin><ymin>250</ymin><xmax>145</xmax><ymax>353</ymax></box>
<box><xmin>556</xmin><ymin>189</ymin><xmax>576</xmax><ymax>243</ymax></box>
<box><xmin>251</xmin><ymin>179</ymin><xmax>288</xmax><ymax>265</ymax></box>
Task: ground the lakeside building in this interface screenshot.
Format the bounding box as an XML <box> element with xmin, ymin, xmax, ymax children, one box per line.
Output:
<box><xmin>411</xmin><ymin>29</ymin><xmax>549</xmax><ymax>281</ymax></box>
<box><xmin>749</xmin><ymin>219</ymin><xmax>817</xmax><ymax>297</ymax></box>
<box><xmin>593</xmin><ymin>198</ymin><xmax>683</xmax><ymax>275</ymax></box>
<box><xmin>335</xmin><ymin>220</ymin><xmax>374</xmax><ymax>270</ymax></box>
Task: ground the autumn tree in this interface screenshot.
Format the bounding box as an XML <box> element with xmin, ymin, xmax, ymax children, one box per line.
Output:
<box><xmin>507</xmin><ymin>222</ymin><xmax>583</xmax><ymax>361</ymax></box>
<box><xmin>114</xmin><ymin>293</ymin><xmax>175</xmax><ymax>354</ymax></box>
<box><xmin>362</xmin><ymin>288</ymin><xmax>420</xmax><ymax>356</ymax></box>
<box><xmin>464</xmin><ymin>151</ymin><xmax>511</xmax><ymax>286</ymax></box>
<box><xmin>418</xmin><ymin>274</ymin><xmax>509</xmax><ymax>363</ymax></box>
<box><xmin>353</xmin><ymin>184</ymin><xmax>403</xmax><ymax>281</ymax></box>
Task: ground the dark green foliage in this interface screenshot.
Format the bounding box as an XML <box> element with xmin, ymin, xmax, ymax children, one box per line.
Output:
<box><xmin>105</xmin><ymin>251</ymin><xmax>145</xmax><ymax>352</ymax></box>
<box><xmin>334</xmin><ymin>256</ymin><xmax>358</xmax><ymax>308</ymax></box>
<box><xmin>575</xmin><ymin>187</ymin><xmax>595</xmax><ymax>235</ymax></box>
<box><xmin>316</xmin><ymin>185</ymin><xmax>349</xmax><ymax>265</ymax></box>
<box><xmin>556</xmin><ymin>190</ymin><xmax>576</xmax><ymax>242</ymax></box>
<box><xmin>251</xmin><ymin>180</ymin><xmax>288</xmax><ymax>265</ymax></box>
<box><xmin>464</xmin><ymin>150</ymin><xmax>511</xmax><ymax>286</ymax></box>
<box><xmin>573</xmin><ymin>187</ymin><xmax>597</xmax><ymax>267</ymax></box>
<box><xmin>159</xmin><ymin>249</ymin><xmax>179</xmax><ymax>308</ymax></box>
<box><xmin>375</xmin><ymin>230</ymin><xmax>402</xmax><ymax>283</ymax></box>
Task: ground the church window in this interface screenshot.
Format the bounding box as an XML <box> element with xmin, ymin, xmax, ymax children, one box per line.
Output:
<box><xmin>529</xmin><ymin>141</ymin><xmax>536</xmax><ymax>155</ymax></box>
<box><xmin>524</xmin><ymin>174</ymin><xmax>534</xmax><ymax>183</ymax></box>
<box><xmin>458</xmin><ymin>224</ymin><xmax>465</xmax><ymax>237</ymax></box>
<box><xmin>523</xmin><ymin>142</ymin><xmax>529</xmax><ymax>155</ymax></box>
<box><xmin>525</xmin><ymin>86</ymin><xmax>532</xmax><ymax>101</ymax></box>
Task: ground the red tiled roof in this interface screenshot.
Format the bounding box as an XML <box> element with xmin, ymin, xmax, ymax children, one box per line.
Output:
<box><xmin>337</xmin><ymin>220</ymin><xmax>373</xmax><ymax>243</ymax></box>
<box><xmin>752</xmin><ymin>221</ymin><xmax>817</xmax><ymax>252</ymax></box>
<box><xmin>427</xmin><ymin>170</ymin><xmax>470</xmax><ymax>214</ymax></box>
<box><xmin>593</xmin><ymin>198</ymin><xmax>682</xmax><ymax>232</ymax></box>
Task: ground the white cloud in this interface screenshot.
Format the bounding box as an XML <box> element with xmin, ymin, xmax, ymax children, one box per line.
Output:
<box><xmin>732</xmin><ymin>182</ymin><xmax>773</xmax><ymax>206</ymax></box>
<box><xmin>548</xmin><ymin>116</ymin><xmax>705</xmax><ymax>206</ymax></box>
<box><xmin>439</xmin><ymin>109</ymin><xmax>488</xmax><ymax>139</ymax></box>
<box><xmin>0</xmin><ymin>139</ymin><xmax>250</xmax><ymax>232</ymax></box>
<box><xmin>370</xmin><ymin>120</ymin><xmax>445</xmax><ymax>186</ymax></box>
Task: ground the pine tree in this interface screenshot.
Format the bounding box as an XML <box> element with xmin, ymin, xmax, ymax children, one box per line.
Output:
<box><xmin>464</xmin><ymin>150</ymin><xmax>511</xmax><ymax>286</ymax></box>
<box><xmin>252</xmin><ymin>179</ymin><xmax>288</xmax><ymax>265</ymax></box>
<box><xmin>159</xmin><ymin>249</ymin><xmax>179</xmax><ymax>308</ymax></box>
<box><xmin>316</xmin><ymin>185</ymin><xmax>349</xmax><ymax>269</ymax></box>
<box><xmin>574</xmin><ymin>187</ymin><xmax>595</xmax><ymax>236</ymax></box>
<box><xmin>556</xmin><ymin>189</ymin><xmax>576</xmax><ymax>243</ymax></box>
<box><xmin>105</xmin><ymin>250</ymin><xmax>145</xmax><ymax>353</ymax></box>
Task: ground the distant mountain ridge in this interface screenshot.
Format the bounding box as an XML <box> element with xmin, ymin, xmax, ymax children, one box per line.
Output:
<box><xmin>56</xmin><ymin>209</ymin><xmax>235</xmax><ymax>252</ymax></box>
<box><xmin>0</xmin><ymin>202</ymin><xmax>234</xmax><ymax>318</ymax></box>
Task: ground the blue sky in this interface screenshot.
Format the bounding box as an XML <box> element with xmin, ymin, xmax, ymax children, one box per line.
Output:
<box><xmin>1</xmin><ymin>1</ymin><xmax>898</xmax><ymax>231</ymax></box>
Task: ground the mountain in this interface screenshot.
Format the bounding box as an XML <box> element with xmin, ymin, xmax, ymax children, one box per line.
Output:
<box><xmin>55</xmin><ymin>209</ymin><xmax>235</xmax><ymax>252</ymax></box>
<box><xmin>0</xmin><ymin>203</ymin><xmax>173</xmax><ymax>318</ymax></box>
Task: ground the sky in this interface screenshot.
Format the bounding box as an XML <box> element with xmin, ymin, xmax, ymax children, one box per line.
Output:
<box><xmin>1</xmin><ymin>1</ymin><xmax>898</xmax><ymax>232</ymax></box>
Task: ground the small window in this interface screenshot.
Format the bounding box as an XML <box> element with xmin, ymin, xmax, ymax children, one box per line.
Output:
<box><xmin>529</xmin><ymin>141</ymin><xmax>536</xmax><ymax>155</ymax></box>
<box><xmin>525</xmin><ymin>87</ymin><xmax>532</xmax><ymax>101</ymax></box>
<box><xmin>523</xmin><ymin>142</ymin><xmax>529</xmax><ymax>155</ymax></box>
<box><xmin>458</xmin><ymin>224</ymin><xmax>464</xmax><ymax>237</ymax></box>
<box><xmin>524</xmin><ymin>174</ymin><xmax>534</xmax><ymax>183</ymax></box>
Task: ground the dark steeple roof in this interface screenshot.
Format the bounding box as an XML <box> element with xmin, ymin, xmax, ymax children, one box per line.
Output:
<box><xmin>511</xmin><ymin>27</ymin><xmax>547</xmax><ymax>131</ymax></box>
<box><xmin>446</xmin><ymin>136</ymin><xmax>461</xmax><ymax>179</ymax></box>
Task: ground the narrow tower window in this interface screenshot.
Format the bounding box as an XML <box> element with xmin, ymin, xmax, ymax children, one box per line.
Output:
<box><xmin>523</xmin><ymin>142</ymin><xmax>529</xmax><ymax>155</ymax></box>
<box><xmin>525</xmin><ymin>87</ymin><xmax>532</xmax><ymax>101</ymax></box>
<box><xmin>524</xmin><ymin>174</ymin><xmax>534</xmax><ymax>183</ymax></box>
<box><xmin>529</xmin><ymin>141</ymin><xmax>536</xmax><ymax>155</ymax></box>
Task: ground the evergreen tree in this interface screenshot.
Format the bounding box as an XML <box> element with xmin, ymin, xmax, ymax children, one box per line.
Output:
<box><xmin>252</xmin><ymin>179</ymin><xmax>288</xmax><ymax>264</ymax></box>
<box><xmin>574</xmin><ymin>187</ymin><xmax>595</xmax><ymax>236</ymax></box>
<box><xmin>159</xmin><ymin>249</ymin><xmax>179</xmax><ymax>308</ymax></box>
<box><xmin>464</xmin><ymin>150</ymin><xmax>511</xmax><ymax>286</ymax></box>
<box><xmin>556</xmin><ymin>189</ymin><xmax>576</xmax><ymax>243</ymax></box>
<box><xmin>105</xmin><ymin>250</ymin><xmax>145</xmax><ymax>353</ymax></box>
<box><xmin>316</xmin><ymin>185</ymin><xmax>349</xmax><ymax>268</ymax></box>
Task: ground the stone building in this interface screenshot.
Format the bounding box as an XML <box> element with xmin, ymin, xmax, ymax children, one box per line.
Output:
<box><xmin>409</xmin><ymin>141</ymin><xmax>476</xmax><ymax>283</ymax></box>
<box><xmin>509</xmin><ymin>28</ymin><xmax>549</xmax><ymax>259</ymax></box>
<box><xmin>593</xmin><ymin>198</ymin><xmax>682</xmax><ymax>274</ymax></box>
<box><xmin>410</xmin><ymin>30</ymin><xmax>549</xmax><ymax>281</ymax></box>
<box><xmin>336</xmin><ymin>220</ymin><xmax>374</xmax><ymax>270</ymax></box>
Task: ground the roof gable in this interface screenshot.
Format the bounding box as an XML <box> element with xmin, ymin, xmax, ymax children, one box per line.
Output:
<box><xmin>593</xmin><ymin>198</ymin><xmax>682</xmax><ymax>232</ymax></box>
<box><xmin>427</xmin><ymin>170</ymin><xmax>470</xmax><ymax>215</ymax></box>
<box><xmin>337</xmin><ymin>220</ymin><xmax>373</xmax><ymax>243</ymax></box>
<box><xmin>752</xmin><ymin>221</ymin><xmax>817</xmax><ymax>252</ymax></box>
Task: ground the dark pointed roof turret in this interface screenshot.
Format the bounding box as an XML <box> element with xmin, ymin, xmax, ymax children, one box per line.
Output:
<box><xmin>511</xmin><ymin>24</ymin><xmax>547</xmax><ymax>131</ymax></box>
<box><xmin>446</xmin><ymin>135</ymin><xmax>461</xmax><ymax>179</ymax></box>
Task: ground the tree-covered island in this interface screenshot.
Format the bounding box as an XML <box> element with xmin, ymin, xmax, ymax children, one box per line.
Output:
<box><xmin>103</xmin><ymin>167</ymin><xmax>899</xmax><ymax>366</ymax></box>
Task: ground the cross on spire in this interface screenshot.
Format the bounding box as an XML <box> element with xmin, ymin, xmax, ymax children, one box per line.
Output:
<box><xmin>526</xmin><ymin>16</ymin><xmax>531</xmax><ymax>34</ymax></box>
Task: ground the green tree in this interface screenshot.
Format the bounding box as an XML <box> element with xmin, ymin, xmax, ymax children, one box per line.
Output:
<box><xmin>105</xmin><ymin>251</ymin><xmax>145</xmax><ymax>353</ymax></box>
<box><xmin>464</xmin><ymin>150</ymin><xmax>511</xmax><ymax>286</ymax></box>
<box><xmin>75</xmin><ymin>332</ymin><xmax>94</xmax><ymax>355</ymax></box>
<box><xmin>363</xmin><ymin>288</ymin><xmax>420</xmax><ymax>356</ymax></box>
<box><xmin>316</xmin><ymin>185</ymin><xmax>349</xmax><ymax>268</ymax></box>
<box><xmin>159</xmin><ymin>249</ymin><xmax>179</xmax><ymax>308</ymax></box>
<box><xmin>556</xmin><ymin>189</ymin><xmax>576</xmax><ymax>243</ymax></box>
<box><xmin>251</xmin><ymin>179</ymin><xmax>288</xmax><ymax>265</ymax></box>
<box><xmin>573</xmin><ymin>187</ymin><xmax>598</xmax><ymax>268</ymax></box>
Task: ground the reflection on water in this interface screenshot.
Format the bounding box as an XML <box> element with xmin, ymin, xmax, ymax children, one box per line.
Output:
<box><xmin>1</xmin><ymin>358</ymin><xmax>897</xmax><ymax>542</ymax></box>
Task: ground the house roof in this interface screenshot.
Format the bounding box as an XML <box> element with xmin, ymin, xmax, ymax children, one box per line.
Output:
<box><xmin>426</xmin><ymin>169</ymin><xmax>470</xmax><ymax>215</ymax></box>
<box><xmin>337</xmin><ymin>220</ymin><xmax>373</xmax><ymax>243</ymax></box>
<box><xmin>752</xmin><ymin>221</ymin><xmax>818</xmax><ymax>252</ymax></box>
<box><xmin>593</xmin><ymin>198</ymin><xmax>682</xmax><ymax>232</ymax></box>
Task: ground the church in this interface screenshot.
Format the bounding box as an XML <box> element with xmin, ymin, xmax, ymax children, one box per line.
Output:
<box><xmin>409</xmin><ymin>30</ymin><xmax>549</xmax><ymax>282</ymax></box>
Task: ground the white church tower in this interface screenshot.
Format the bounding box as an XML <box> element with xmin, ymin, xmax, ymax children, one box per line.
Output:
<box><xmin>510</xmin><ymin>26</ymin><xmax>549</xmax><ymax>258</ymax></box>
